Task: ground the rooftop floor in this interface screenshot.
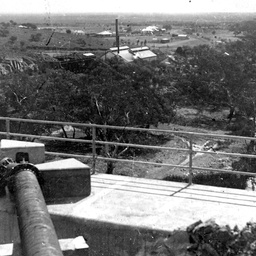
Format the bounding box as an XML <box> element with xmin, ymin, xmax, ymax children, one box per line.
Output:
<box><xmin>49</xmin><ymin>173</ymin><xmax>256</xmax><ymax>231</ymax></box>
<box><xmin>1</xmin><ymin>174</ymin><xmax>256</xmax><ymax>255</ymax></box>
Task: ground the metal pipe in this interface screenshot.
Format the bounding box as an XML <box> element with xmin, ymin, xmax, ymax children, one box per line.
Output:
<box><xmin>92</xmin><ymin>125</ymin><xmax>97</xmax><ymax>174</ymax></box>
<box><xmin>13</xmin><ymin>169</ymin><xmax>63</xmax><ymax>256</ymax></box>
<box><xmin>188</xmin><ymin>137</ymin><xmax>193</xmax><ymax>185</ymax></box>
<box><xmin>116</xmin><ymin>18</ymin><xmax>119</xmax><ymax>53</ymax></box>
<box><xmin>5</xmin><ymin>118</ymin><xmax>10</xmax><ymax>139</ymax></box>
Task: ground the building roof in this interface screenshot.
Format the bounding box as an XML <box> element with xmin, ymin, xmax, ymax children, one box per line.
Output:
<box><xmin>104</xmin><ymin>46</ymin><xmax>156</xmax><ymax>62</ymax></box>
<box><xmin>130</xmin><ymin>47</ymin><xmax>157</xmax><ymax>60</ymax></box>
<box><xmin>109</xmin><ymin>46</ymin><xmax>130</xmax><ymax>52</ymax></box>
<box><xmin>97</xmin><ymin>31</ymin><xmax>112</xmax><ymax>36</ymax></box>
<box><xmin>134</xmin><ymin>50</ymin><xmax>156</xmax><ymax>60</ymax></box>
<box><xmin>130</xmin><ymin>46</ymin><xmax>150</xmax><ymax>52</ymax></box>
<box><xmin>107</xmin><ymin>46</ymin><xmax>134</xmax><ymax>62</ymax></box>
<box><xmin>142</xmin><ymin>26</ymin><xmax>159</xmax><ymax>32</ymax></box>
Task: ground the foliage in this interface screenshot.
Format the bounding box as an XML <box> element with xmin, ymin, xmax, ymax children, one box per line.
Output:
<box><xmin>29</xmin><ymin>33</ymin><xmax>42</xmax><ymax>42</ymax></box>
<box><xmin>164</xmin><ymin>172</ymin><xmax>248</xmax><ymax>190</ymax></box>
<box><xmin>175</xmin><ymin>37</ymin><xmax>256</xmax><ymax>138</ymax></box>
<box><xmin>21</xmin><ymin>23</ymin><xmax>37</xmax><ymax>29</ymax></box>
<box><xmin>20</xmin><ymin>41</ymin><xmax>26</xmax><ymax>49</ymax></box>
<box><xmin>163</xmin><ymin>24</ymin><xmax>172</xmax><ymax>30</ymax></box>
<box><xmin>0</xmin><ymin>28</ymin><xmax>9</xmax><ymax>37</ymax></box>
<box><xmin>9</xmin><ymin>36</ymin><xmax>17</xmax><ymax>44</ymax></box>
<box><xmin>2</xmin><ymin>59</ymin><xmax>178</xmax><ymax>173</ymax></box>
<box><xmin>0</xmin><ymin>22</ymin><xmax>10</xmax><ymax>29</ymax></box>
<box><xmin>76</xmin><ymin>38</ymin><xmax>86</xmax><ymax>46</ymax></box>
<box><xmin>9</xmin><ymin>20</ymin><xmax>17</xmax><ymax>26</ymax></box>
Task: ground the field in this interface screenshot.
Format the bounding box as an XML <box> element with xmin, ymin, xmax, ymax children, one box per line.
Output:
<box><xmin>0</xmin><ymin>12</ymin><xmax>240</xmax><ymax>58</ymax></box>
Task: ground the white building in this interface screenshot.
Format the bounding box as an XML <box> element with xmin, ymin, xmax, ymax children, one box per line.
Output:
<box><xmin>101</xmin><ymin>46</ymin><xmax>157</xmax><ymax>63</ymax></box>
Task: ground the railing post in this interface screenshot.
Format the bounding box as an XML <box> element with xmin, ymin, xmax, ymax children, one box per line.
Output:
<box><xmin>92</xmin><ymin>125</ymin><xmax>96</xmax><ymax>174</ymax></box>
<box><xmin>188</xmin><ymin>137</ymin><xmax>193</xmax><ymax>185</ymax></box>
<box><xmin>6</xmin><ymin>118</ymin><xmax>10</xmax><ymax>139</ymax></box>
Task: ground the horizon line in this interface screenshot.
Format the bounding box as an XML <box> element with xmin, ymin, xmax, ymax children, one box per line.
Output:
<box><xmin>1</xmin><ymin>11</ymin><xmax>256</xmax><ymax>15</ymax></box>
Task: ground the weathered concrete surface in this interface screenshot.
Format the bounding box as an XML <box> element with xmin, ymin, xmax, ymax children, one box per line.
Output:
<box><xmin>48</xmin><ymin>174</ymin><xmax>256</xmax><ymax>255</ymax></box>
<box><xmin>1</xmin><ymin>174</ymin><xmax>256</xmax><ymax>255</ymax></box>
<box><xmin>0</xmin><ymin>191</ymin><xmax>20</xmax><ymax>255</ymax></box>
<box><xmin>49</xmin><ymin>174</ymin><xmax>256</xmax><ymax>230</ymax></box>
<box><xmin>36</xmin><ymin>158</ymin><xmax>91</xmax><ymax>201</ymax></box>
<box><xmin>0</xmin><ymin>139</ymin><xmax>45</xmax><ymax>164</ymax></box>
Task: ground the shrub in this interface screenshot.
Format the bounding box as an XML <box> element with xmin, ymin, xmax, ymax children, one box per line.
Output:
<box><xmin>164</xmin><ymin>172</ymin><xmax>248</xmax><ymax>189</ymax></box>
<box><xmin>9</xmin><ymin>35</ymin><xmax>17</xmax><ymax>44</ymax></box>
<box><xmin>21</xmin><ymin>23</ymin><xmax>37</xmax><ymax>29</ymax></box>
<box><xmin>29</xmin><ymin>33</ymin><xmax>42</xmax><ymax>42</ymax></box>
<box><xmin>0</xmin><ymin>28</ymin><xmax>9</xmax><ymax>37</ymax></box>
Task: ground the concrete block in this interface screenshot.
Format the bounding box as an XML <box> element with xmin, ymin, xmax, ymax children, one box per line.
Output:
<box><xmin>0</xmin><ymin>237</ymin><xmax>89</xmax><ymax>256</ymax></box>
<box><xmin>36</xmin><ymin>158</ymin><xmax>91</xmax><ymax>201</ymax></box>
<box><xmin>0</xmin><ymin>139</ymin><xmax>45</xmax><ymax>164</ymax></box>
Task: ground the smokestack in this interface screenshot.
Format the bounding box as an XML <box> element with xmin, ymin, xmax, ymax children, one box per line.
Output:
<box><xmin>115</xmin><ymin>18</ymin><xmax>119</xmax><ymax>53</ymax></box>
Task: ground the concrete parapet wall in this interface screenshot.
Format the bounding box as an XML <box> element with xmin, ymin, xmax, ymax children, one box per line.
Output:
<box><xmin>48</xmin><ymin>174</ymin><xmax>256</xmax><ymax>255</ymax></box>
<box><xmin>51</xmin><ymin>215</ymin><xmax>190</xmax><ymax>256</ymax></box>
<box><xmin>0</xmin><ymin>139</ymin><xmax>45</xmax><ymax>164</ymax></box>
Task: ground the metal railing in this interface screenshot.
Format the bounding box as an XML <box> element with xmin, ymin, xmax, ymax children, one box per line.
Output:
<box><xmin>1</xmin><ymin>116</ymin><xmax>256</xmax><ymax>185</ymax></box>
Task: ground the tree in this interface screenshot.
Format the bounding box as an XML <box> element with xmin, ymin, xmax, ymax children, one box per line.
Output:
<box><xmin>9</xmin><ymin>35</ymin><xmax>17</xmax><ymax>44</ymax></box>
<box><xmin>20</xmin><ymin>41</ymin><xmax>26</xmax><ymax>49</ymax></box>
<box><xmin>177</xmin><ymin>38</ymin><xmax>256</xmax><ymax>139</ymax></box>
<box><xmin>0</xmin><ymin>28</ymin><xmax>9</xmax><ymax>37</ymax></box>
<box><xmin>66</xmin><ymin>29</ymin><xmax>71</xmax><ymax>34</ymax></box>
<box><xmin>3</xmin><ymin>59</ymin><xmax>177</xmax><ymax>174</ymax></box>
<box><xmin>9</xmin><ymin>20</ymin><xmax>17</xmax><ymax>26</ymax></box>
<box><xmin>163</xmin><ymin>24</ymin><xmax>172</xmax><ymax>31</ymax></box>
<box><xmin>0</xmin><ymin>22</ymin><xmax>10</xmax><ymax>29</ymax></box>
<box><xmin>21</xmin><ymin>23</ymin><xmax>37</xmax><ymax>29</ymax></box>
<box><xmin>29</xmin><ymin>33</ymin><xmax>42</xmax><ymax>42</ymax></box>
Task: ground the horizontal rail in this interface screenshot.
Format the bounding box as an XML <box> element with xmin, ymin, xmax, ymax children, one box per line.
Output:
<box><xmin>45</xmin><ymin>152</ymin><xmax>256</xmax><ymax>177</ymax></box>
<box><xmin>3</xmin><ymin>132</ymin><xmax>256</xmax><ymax>159</ymax></box>
<box><xmin>1</xmin><ymin>116</ymin><xmax>256</xmax><ymax>183</ymax></box>
<box><xmin>0</xmin><ymin>132</ymin><xmax>93</xmax><ymax>144</ymax></box>
<box><xmin>1</xmin><ymin>116</ymin><xmax>256</xmax><ymax>141</ymax></box>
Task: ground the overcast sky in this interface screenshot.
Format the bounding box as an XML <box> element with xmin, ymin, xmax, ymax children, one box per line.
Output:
<box><xmin>1</xmin><ymin>0</ymin><xmax>256</xmax><ymax>14</ymax></box>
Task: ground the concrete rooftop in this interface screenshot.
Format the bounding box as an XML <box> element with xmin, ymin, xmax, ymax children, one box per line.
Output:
<box><xmin>49</xmin><ymin>174</ymin><xmax>256</xmax><ymax>231</ymax></box>
<box><xmin>1</xmin><ymin>174</ymin><xmax>256</xmax><ymax>255</ymax></box>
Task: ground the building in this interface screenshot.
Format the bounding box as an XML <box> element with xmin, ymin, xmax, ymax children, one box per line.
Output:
<box><xmin>96</xmin><ymin>31</ymin><xmax>113</xmax><ymax>37</ymax></box>
<box><xmin>177</xmin><ymin>34</ymin><xmax>189</xmax><ymax>39</ymax></box>
<box><xmin>102</xmin><ymin>46</ymin><xmax>134</xmax><ymax>63</ymax></box>
<box><xmin>130</xmin><ymin>47</ymin><xmax>157</xmax><ymax>62</ymax></box>
<box><xmin>160</xmin><ymin>38</ymin><xmax>170</xmax><ymax>43</ymax></box>
<box><xmin>41</xmin><ymin>51</ymin><xmax>96</xmax><ymax>72</ymax></box>
<box><xmin>102</xmin><ymin>46</ymin><xmax>157</xmax><ymax>63</ymax></box>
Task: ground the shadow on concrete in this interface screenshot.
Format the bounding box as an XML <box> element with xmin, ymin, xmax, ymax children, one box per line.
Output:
<box><xmin>91</xmin><ymin>175</ymin><xmax>256</xmax><ymax>208</ymax></box>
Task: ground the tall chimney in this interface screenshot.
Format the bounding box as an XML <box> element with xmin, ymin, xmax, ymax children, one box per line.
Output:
<box><xmin>115</xmin><ymin>18</ymin><xmax>119</xmax><ymax>53</ymax></box>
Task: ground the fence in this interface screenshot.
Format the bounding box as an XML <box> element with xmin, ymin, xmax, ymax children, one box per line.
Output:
<box><xmin>1</xmin><ymin>116</ymin><xmax>256</xmax><ymax>185</ymax></box>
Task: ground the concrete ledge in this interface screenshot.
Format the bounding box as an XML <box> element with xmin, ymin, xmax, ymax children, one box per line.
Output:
<box><xmin>1</xmin><ymin>173</ymin><xmax>256</xmax><ymax>256</ymax></box>
<box><xmin>49</xmin><ymin>174</ymin><xmax>256</xmax><ymax>230</ymax></box>
<box><xmin>0</xmin><ymin>237</ymin><xmax>89</xmax><ymax>256</ymax></box>
<box><xmin>0</xmin><ymin>139</ymin><xmax>45</xmax><ymax>164</ymax></box>
<box><xmin>36</xmin><ymin>158</ymin><xmax>91</xmax><ymax>201</ymax></box>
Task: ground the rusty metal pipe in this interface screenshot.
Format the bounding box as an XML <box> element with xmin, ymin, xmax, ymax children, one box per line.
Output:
<box><xmin>13</xmin><ymin>169</ymin><xmax>63</xmax><ymax>256</ymax></box>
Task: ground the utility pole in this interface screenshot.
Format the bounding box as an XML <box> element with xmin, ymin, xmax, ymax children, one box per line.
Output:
<box><xmin>116</xmin><ymin>18</ymin><xmax>119</xmax><ymax>53</ymax></box>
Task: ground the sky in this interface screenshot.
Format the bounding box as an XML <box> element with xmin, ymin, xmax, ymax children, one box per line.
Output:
<box><xmin>1</xmin><ymin>0</ymin><xmax>256</xmax><ymax>14</ymax></box>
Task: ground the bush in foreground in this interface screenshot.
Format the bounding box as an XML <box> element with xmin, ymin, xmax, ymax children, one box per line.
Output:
<box><xmin>164</xmin><ymin>172</ymin><xmax>248</xmax><ymax>190</ymax></box>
